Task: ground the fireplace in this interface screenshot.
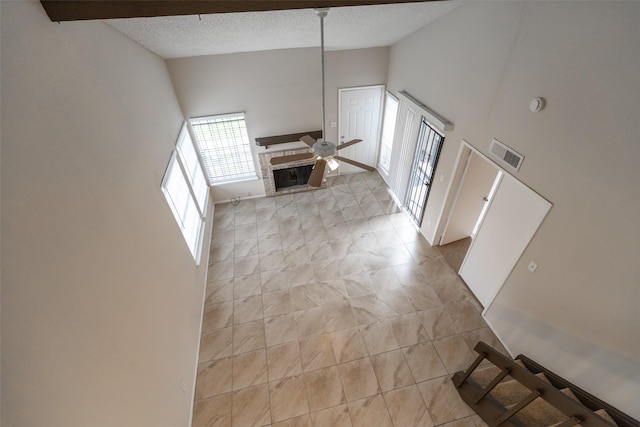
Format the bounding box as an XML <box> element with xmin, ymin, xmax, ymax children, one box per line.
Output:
<box><xmin>273</xmin><ymin>165</ymin><xmax>314</xmax><ymax>191</ymax></box>
<box><xmin>259</xmin><ymin>148</ymin><xmax>325</xmax><ymax>197</ymax></box>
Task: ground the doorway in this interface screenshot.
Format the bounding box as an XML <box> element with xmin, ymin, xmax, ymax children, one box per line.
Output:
<box><xmin>438</xmin><ymin>145</ymin><xmax>500</xmax><ymax>271</ymax></box>
<box><xmin>439</xmin><ymin>141</ymin><xmax>552</xmax><ymax>309</ymax></box>
<box><xmin>338</xmin><ymin>85</ymin><xmax>384</xmax><ymax>174</ymax></box>
<box><xmin>404</xmin><ymin>117</ymin><xmax>445</xmax><ymax>226</ymax></box>
<box><xmin>439</xmin><ymin>145</ymin><xmax>501</xmax><ymax>251</ymax></box>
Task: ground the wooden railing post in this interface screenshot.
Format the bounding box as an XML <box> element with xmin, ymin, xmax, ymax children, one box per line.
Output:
<box><xmin>474</xmin><ymin>368</ymin><xmax>510</xmax><ymax>404</ymax></box>
<box><xmin>495</xmin><ymin>390</ymin><xmax>540</xmax><ymax>425</ymax></box>
<box><xmin>453</xmin><ymin>351</ymin><xmax>486</xmax><ymax>388</ymax></box>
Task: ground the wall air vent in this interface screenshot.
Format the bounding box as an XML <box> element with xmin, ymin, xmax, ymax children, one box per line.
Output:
<box><xmin>489</xmin><ymin>139</ymin><xmax>524</xmax><ymax>172</ymax></box>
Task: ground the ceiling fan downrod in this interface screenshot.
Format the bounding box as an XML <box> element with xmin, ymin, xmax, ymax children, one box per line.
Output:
<box><xmin>313</xmin><ymin>7</ymin><xmax>336</xmax><ymax>158</ymax></box>
<box><xmin>274</xmin><ymin>7</ymin><xmax>369</xmax><ymax>187</ymax></box>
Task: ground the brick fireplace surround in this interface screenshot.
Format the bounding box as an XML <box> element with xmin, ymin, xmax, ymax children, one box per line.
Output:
<box><xmin>259</xmin><ymin>148</ymin><xmax>326</xmax><ymax>197</ymax></box>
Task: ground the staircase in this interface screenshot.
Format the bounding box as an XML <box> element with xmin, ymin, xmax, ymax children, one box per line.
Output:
<box><xmin>453</xmin><ymin>341</ymin><xmax>640</xmax><ymax>427</ymax></box>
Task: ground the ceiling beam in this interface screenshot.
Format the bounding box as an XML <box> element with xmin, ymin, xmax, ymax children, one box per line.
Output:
<box><xmin>40</xmin><ymin>0</ymin><xmax>444</xmax><ymax>22</ymax></box>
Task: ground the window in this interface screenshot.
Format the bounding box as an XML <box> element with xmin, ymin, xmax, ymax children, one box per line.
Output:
<box><xmin>378</xmin><ymin>93</ymin><xmax>398</xmax><ymax>173</ymax></box>
<box><xmin>162</xmin><ymin>123</ymin><xmax>209</xmax><ymax>262</ymax></box>
<box><xmin>177</xmin><ymin>124</ymin><xmax>209</xmax><ymax>211</ymax></box>
<box><xmin>189</xmin><ymin>113</ymin><xmax>257</xmax><ymax>184</ymax></box>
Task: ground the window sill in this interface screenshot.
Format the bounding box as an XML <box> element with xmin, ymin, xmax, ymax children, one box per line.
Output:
<box><xmin>210</xmin><ymin>176</ymin><xmax>260</xmax><ymax>186</ymax></box>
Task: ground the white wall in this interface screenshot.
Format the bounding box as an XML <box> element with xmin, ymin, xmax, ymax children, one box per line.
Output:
<box><xmin>166</xmin><ymin>46</ymin><xmax>389</xmax><ymax>202</ymax></box>
<box><xmin>387</xmin><ymin>1</ymin><xmax>640</xmax><ymax>418</ymax></box>
<box><xmin>0</xmin><ymin>1</ymin><xmax>3</xmax><ymax>422</ymax></box>
<box><xmin>1</xmin><ymin>2</ymin><xmax>211</xmax><ymax>426</ymax></box>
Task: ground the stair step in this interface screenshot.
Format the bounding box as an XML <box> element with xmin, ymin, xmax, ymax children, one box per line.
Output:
<box><xmin>479</xmin><ymin>377</ymin><xmax>616</xmax><ymax>427</ymax></box>
<box><xmin>500</xmin><ymin>394</ymin><xmax>619</xmax><ymax>427</ymax></box>
<box><xmin>549</xmin><ymin>417</ymin><xmax>581</xmax><ymax>427</ymax></box>
<box><xmin>470</xmin><ymin>360</ymin><xmax>528</xmax><ymax>387</ymax></box>
<box><xmin>546</xmin><ymin>408</ymin><xmax>618</xmax><ymax>427</ymax></box>
<box><xmin>595</xmin><ymin>409</ymin><xmax>617</xmax><ymax>426</ymax></box>
<box><xmin>537</xmin><ymin>372</ymin><xmax>551</xmax><ymax>384</ymax></box>
<box><xmin>500</xmin><ymin>386</ymin><xmax>580</xmax><ymax>426</ymax></box>
<box><xmin>470</xmin><ymin>365</ymin><xmax>501</xmax><ymax>387</ymax></box>
<box><xmin>509</xmin><ymin>396</ymin><xmax>569</xmax><ymax>427</ymax></box>
<box><xmin>476</xmin><ymin>371</ymin><xmax>552</xmax><ymax>407</ymax></box>
<box><xmin>491</xmin><ymin>379</ymin><xmax>531</xmax><ymax>406</ymax></box>
<box><xmin>560</xmin><ymin>387</ymin><xmax>578</xmax><ymax>402</ymax></box>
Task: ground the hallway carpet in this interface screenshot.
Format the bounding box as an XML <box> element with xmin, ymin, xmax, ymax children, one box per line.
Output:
<box><xmin>437</xmin><ymin>237</ymin><xmax>472</xmax><ymax>274</ymax></box>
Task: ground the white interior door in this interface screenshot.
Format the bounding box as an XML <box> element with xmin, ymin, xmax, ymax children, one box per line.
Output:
<box><xmin>338</xmin><ymin>86</ymin><xmax>384</xmax><ymax>174</ymax></box>
<box><xmin>459</xmin><ymin>173</ymin><xmax>552</xmax><ymax>308</ymax></box>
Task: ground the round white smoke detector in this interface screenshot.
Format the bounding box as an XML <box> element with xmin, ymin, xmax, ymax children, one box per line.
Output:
<box><xmin>529</xmin><ymin>97</ymin><xmax>546</xmax><ymax>112</ymax></box>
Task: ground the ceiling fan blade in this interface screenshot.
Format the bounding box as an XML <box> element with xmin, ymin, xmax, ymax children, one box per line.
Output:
<box><xmin>300</xmin><ymin>135</ymin><xmax>317</xmax><ymax>147</ymax></box>
<box><xmin>336</xmin><ymin>139</ymin><xmax>362</xmax><ymax>151</ymax></box>
<box><xmin>270</xmin><ymin>153</ymin><xmax>315</xmax><ymax>165</ymax></box>
<box><xmin>308</xmin><ymin>159</ymin><xmax>327</xmax><ymax>187</ymax></box>
<box><xmin>333</xmin><ymin>155</ymin><xmax>376</xmax><ymax>172</ymax></box>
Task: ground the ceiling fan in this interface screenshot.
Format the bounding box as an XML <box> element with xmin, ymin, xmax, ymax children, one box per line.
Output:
<box><xmin>270</xmin><ymin>8</ymin><xmax>376</xmax><ymax>188</ymax></box>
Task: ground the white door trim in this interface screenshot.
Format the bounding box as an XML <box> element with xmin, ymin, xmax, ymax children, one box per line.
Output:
<box><xmin>435</xmin><ymin>139</ymin><xmax>537</xmax><ymax>245</ymax></box>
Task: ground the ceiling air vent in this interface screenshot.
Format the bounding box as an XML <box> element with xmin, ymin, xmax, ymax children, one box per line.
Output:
<box><xmin>489</xmin><ymin>139</ymin><xmax>524</xmax><ymax>172</ymax></box>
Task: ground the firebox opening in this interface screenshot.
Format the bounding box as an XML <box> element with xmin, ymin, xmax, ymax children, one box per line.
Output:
<box><xmin>273</xmin><ymin>165</ymin><xmax>314</xmax><ymax>191</ymax></box>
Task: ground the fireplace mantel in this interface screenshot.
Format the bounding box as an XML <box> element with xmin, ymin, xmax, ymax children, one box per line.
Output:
<box><xmin>255</xmin><ymin>130</ymin><xmax>322</xmax><ymax>149</ymax></box>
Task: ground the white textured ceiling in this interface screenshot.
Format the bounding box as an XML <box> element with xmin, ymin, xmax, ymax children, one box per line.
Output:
<box><xmin>105</xmin><ymin>2</ymin><xmax>460</xmax><ymax>59</ymax></box>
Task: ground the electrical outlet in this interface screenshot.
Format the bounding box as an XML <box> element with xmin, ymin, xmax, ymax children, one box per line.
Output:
<box><xmin>330</xmin><ymin>121</ymin><xmax>337</xmax><ymax>128</ymax></box>
<box><xmin>439</xmin><ymin>174</ymin><xmax>445</xmax><ymax>183</ymax></box>
<box><xmin>528</xmin><ymin>261</ymin><xmax>538</xmax><ymax>273</ymax></box>
<box><xmin>180</xmin><ymin>379</ymin><xmax>187</xmax><ymax>392</ymax></box>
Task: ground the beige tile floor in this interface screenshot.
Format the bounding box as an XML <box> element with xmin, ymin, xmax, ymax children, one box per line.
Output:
<box><xmin>193</xmin><ymin>171</ymin><xmax>505</xmax><ymax>427</ymax></box>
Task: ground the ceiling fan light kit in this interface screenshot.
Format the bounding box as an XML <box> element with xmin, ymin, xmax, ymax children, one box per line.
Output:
<box><xmin>326</xmin><ymin>157</ymin><xmax>340</xmax><ymax>171</ymax></box>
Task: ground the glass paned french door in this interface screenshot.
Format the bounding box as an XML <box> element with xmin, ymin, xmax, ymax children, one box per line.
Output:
<box><xmin>405</xmin><ymin>117</ymin><xmax>444</xmax><ymax>226</ymax></box>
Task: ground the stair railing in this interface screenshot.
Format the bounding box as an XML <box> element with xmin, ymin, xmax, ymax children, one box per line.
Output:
<box><xmin>452</xmin><ymin>341</ymin><xmax>617</xmax><ymax>427</ymax></box>
<box><xmin>516</xmin><ymin>355</ymin><xmax>639</xmax><ymax>427</ymax></box>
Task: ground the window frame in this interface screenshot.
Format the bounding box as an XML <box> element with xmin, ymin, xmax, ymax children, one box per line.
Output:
<box><xmin>161</xmin><ymin>122</ymin><xmax>209</xmax><ymax>263</ymax></box>
<box><xmin>176</xmin><ymin>123</ymin><xmax>209</xmax><ymax>215</ymax></box>
<box><xmin>378</xmin><ymin>92</ymin><xmax>399</xmax><ymax>175</ymax></box>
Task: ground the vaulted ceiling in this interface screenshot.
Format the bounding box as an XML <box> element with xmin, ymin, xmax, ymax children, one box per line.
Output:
<box><xmin>40</xmin><ymin>0</ymin><xmax>459</xmax><ymax>58</ymax></box>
